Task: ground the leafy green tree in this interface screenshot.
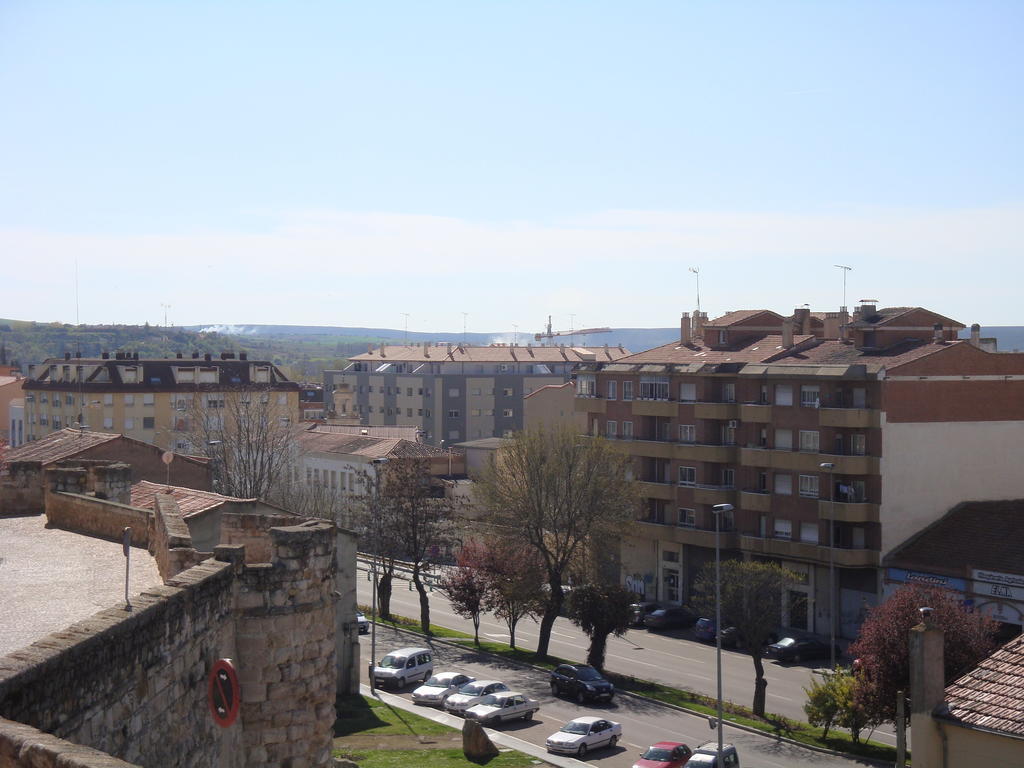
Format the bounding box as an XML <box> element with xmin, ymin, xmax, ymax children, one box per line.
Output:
<box><xmin>693</xmin><ymin>559</ymin><xmax>799</xmax><ymax>717</ymax></box>
<box><xmin>475</xmin><ymin>425</ymin><xmax>637</xmax><ymax>659</ymax></box>
<box><xmin>566</xmin><ymin>583</ymin><xmax>634</xmax><ymax>670</ymax></box>
<box><xmin>804</xmin><ymin>667</ymin><xmax>872</xmax><ymax>741</ymax></box>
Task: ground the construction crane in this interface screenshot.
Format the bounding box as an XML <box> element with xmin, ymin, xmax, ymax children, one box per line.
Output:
<box><xmin>534</xmin><ymin>315</ymin><xmax>612</xmax><ymax>343</ymax></box>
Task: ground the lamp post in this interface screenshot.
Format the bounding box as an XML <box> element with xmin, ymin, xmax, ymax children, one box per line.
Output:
<box><xmin>712</xmin><ymin>502</ymin><xmax>733</xmax><ymax>764</ymax></box>
<box><xmin>368</xmin><ymin>457</ymin><xmax>389</xmax><ymax>691</ymax></box>
<box><xmin>820</xmin><ymin>461</ymin><xmax>836</xmax><ymax>669</ymax></box>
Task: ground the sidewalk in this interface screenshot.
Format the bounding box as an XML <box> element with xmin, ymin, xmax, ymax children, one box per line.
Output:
<box><xmin>359</xmin><ymin>683</ymin><xmax>594</xmax><ymax>768</ymax></box>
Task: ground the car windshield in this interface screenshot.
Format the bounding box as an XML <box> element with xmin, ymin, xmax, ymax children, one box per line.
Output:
<box><xmin>777</xmin><ymin>637</ymin><xmax>797</xmax><ymax>647</ymax></box>
<box><xmin>560</xmin><ymin>721</ymin><xmax>592</xmax><ymax>735</ymax></box>
<box><xmin>378</xmin><ymin>655</ymin><xmax>404</xmax><ymax>668</ymax></box>
<box><xmin>575</xmin><ymin>667</ymin><xmax>603</xmax><ymax>681</ymax></box>
<box><xmin>424</xmin><ymin>676</ymin><xmax>448</xmax><ymax>687</ymax></box>
<box><xmin>641</xmin><ymin>747</ymin><xmax>674</xmax><ymax>760</ymax></box>
<box><xmin>476</xmin><ymin>695</ymin><xmax>499</xmax><ymax>706</ymax></box>
<box><xmin>459</xmin><ymin>682</ymin><xmax>486</xmax><ymax>694</ymax></box>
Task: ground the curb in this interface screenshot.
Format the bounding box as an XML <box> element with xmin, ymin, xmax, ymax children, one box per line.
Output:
<box><xmin>369</xmin><ymin>622</ymin><xmax>896</xmax><ymax>768</ymax></box>
<box><xmin>357</xmin><ymin>682</ymin><xmax>594</xmax><ymax>768</ymax></box>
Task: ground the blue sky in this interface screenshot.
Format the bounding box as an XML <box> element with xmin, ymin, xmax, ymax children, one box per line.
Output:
<box><xmin>2</xmin><ymin>1</ymin><xmax>1021</xmax><ymax>332</ymax></box>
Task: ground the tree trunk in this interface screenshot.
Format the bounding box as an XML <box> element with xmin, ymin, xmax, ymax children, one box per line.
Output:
<box><xmin>412</xmin><ymin>564</ymin><xmax>431</xmax><ymax>635</ymax></box>
<box><xmin>473</xmin><ymin>614</ymin><xmax>480</xmax><ymax>645</ymax></box>
<box><xmin>587</xmin><ymin>632</ymin><xmax>610</xmax><ymax>671</ymax></box>
<box><xmin>535</xmin><ymin>579</ymin><xmax>563</xmax><ymax>659</ymax></box>
<box><xmin>751</xmin><ymin>651</ymin><xmax>768</xmax><ymax>717</ymax></box>
<box><xmin>378</xmin><ymin>572</ymin><xmax>393</xmax><ymax>620</ymax></box>
<box><xmin>508</xmin><ymin>616</ymin><xmax>517</xmax><ymax>649</ymax></box>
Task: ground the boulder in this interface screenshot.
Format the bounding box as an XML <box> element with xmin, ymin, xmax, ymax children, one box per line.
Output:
<box><xmin>462</xmin><ymin>719</ymin><xmax>499</xmax><ymax>761</ymax></box>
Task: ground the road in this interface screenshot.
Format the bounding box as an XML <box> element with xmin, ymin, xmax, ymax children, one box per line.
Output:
<box><xmin>356</xmin><ymin>569</ymin><xmax>901</xmax><ymax>749</ymax></box>
<box><xmin>359</xmin><ymin>623</ymin><xmax>881</xmax><ymax>768</ymax></box>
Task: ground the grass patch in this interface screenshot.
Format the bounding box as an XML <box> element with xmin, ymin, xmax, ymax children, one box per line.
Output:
<box><xmin>332</xmin><ymin>748</ymin><xmax>542</xmax><ymax>768</ymax></box>
<box><xmin>334</xmin><ymin>694</ymin><xmax>453</xmax><ymax>737</ymax></box>
<box><xmin>362</xmin><ymin>606</ymin><xmax>904</xmax><ymax>764</ymax></box>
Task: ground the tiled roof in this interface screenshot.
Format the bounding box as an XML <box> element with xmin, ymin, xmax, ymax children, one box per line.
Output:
<box><xmin>524</xmin><ymin>381</ymin><xmax>574</xmax><ymax>399</ymax></box>
<box><xmin>296</xmin><ymin>431</ymin><xmax>447</xmax><ymax>459</ymax></box>
<box><xmin>616</xmin><ymin>335</ymin><xmax>815</xmax><ymax>365</ymax></box>
<box><xmin>942</xmin><ymin>634</ymin><xmax>1024</xmax><ymax>736</ymax></box>
<box><xmin>307</xmin><ymin>424</ymin><xmax>422</xmax><ymax>440</ymax></box>
<box><xmin>2</xmin><ymin>428</ymin><xmax>121</xmax><ymax>464</ymax></box>
<box><xmin>773</xmin><ymin>339</ymin><xmax>960</xmax><ymax>371</ymax></box>
<box><xmin>705</xmin><ymin>310</ymin><xmax>782</xmax><ymax>327</ymax></box>
<box><xmin>0</xmin><ymin>376</ymin><xmax>20</xmax><ymax>388</ymax></box>
<box><xmin>349</xmin><ymin>345</ymin><xmax>629</xmax><ymax>363</ymax></box>
<box><xmin>883</xmin><ymin>500</ymin><xmax>1024</xmax><ymax>576</ymax></box>
<box><xmin>130</xmin><ymin>480</ymin><xmax>245</xmax><ymax>519</ymax></box>
<box><xmin>848</xmin><ymin>306</ymin><xmax>964</xmax><ymax>329</ymax></box>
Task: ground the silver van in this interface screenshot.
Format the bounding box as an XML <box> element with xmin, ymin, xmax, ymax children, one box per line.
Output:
<box><xmin>372</xmin><ymin>646</ymin><xmax>433</xmax><ymax>689</ymax></box>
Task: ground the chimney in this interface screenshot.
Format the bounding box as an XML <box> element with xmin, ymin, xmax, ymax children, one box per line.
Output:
<box><xmin>133</xmin><ymin>352</ymin><xmax>139</xmax><ymax>360</ymax></box>
<box><xmin>204</xmin><ymin>353</ymin><xmax>212</xmax><ymax>361</ymax></box>
<box><xmin>192</xmin><ymin>352</ymin><xmax>200</xmax><ymax>359</ymax></box>
<box><xmin>64</xmin><ymin>352</ymin><xmax>71</xmax><ymax>361</ymax></box>
<box><xmin>838</xmin><ymin>307</ymin><xmax>850</xmax><ymax>343</ymax></box>
<box><xmin>176</xmin><ymin>352</ymin><xmax>183</xmax><ymax>359</ymax></box>
<box><xmin>782</xmin><ymin>318</ymin><xmax>795</xmax><ymax>348</ymax></box>
<box><xmin>239</xmin><ymin>352</ymin><xmax>247</xmax><ymax>361</ymax></box>
<box><xmin>102</xmin><ymin>351</ymin><xmax>110</xmax><ymax>359</ymax></box>
<box><xmin>933</xmin><ymin>323</ymin><xmax>943</xmax><ymax>343</ymax></box>
<box><xmin>793</xmin><ymin>307</ymin><xmax>811</xmax><ymax>336</ymax></box>
<box><xmin>692</xmin><ymin>310</ymin><xmax>708</xmax><ymax>340</ymax></box>
<box><xmin>909</xmin><ymin>608</ymin><xmax>945</xmax><ymax>768</ymax></box>
<box><xmin>970</xmin><ymin>323</ymin><xmax>981</xmax><ymax>347</ymax></box>
<box><xmin>823</xmin><ymin>312</ymin><xmax>841</xmax><ymax>340</ymax></box>
<box><xmin>680</xmin><ymin>312</ymin><xmax>692</xmax><ymax>345</ymax></box>
<box><xmin>423</xmin><ymin>341</ymin><xmax>430</xmax><ymax>358</ymax></box>
<box><xmin>367</xmin><ymin>344</ymin><xmax>373</xmax><ymax>355</ymax></box>
<box><xmin>859</xmin><ymin>300</ymin><xmax>877</xmax><ymax>319</ymax></box>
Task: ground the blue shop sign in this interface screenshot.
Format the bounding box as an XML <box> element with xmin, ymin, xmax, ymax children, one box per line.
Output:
<box><xmin>886</xmin><ymin>568</ymin><xmax>966</xmax><ymax>592</ymax></box>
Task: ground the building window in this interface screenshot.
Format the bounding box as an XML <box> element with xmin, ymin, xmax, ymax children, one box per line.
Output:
<box><xmin>678</xmin><ymin>466</ymin><xmax>696</xmax><ymax>486</ymax></box>
<box><xmin>606</xmin><ymin>420</ymin><xmax>617</xmax><ymax>438</ymax></box>
<box><xmin>448</xmin><ymin>388</ymin><xmax>460</xmax><ymax>397</ymax></box>
<box><xmin>622</xmin><ymin>421</ymin><xmax>633</xmax><ymax>439</ymax></box>
<box><xmin>774</xmin><ymin>474</ymin><xmax>792</xmax><ymax>495</ymax></box>
<box><xmin>103</xmin><ymin>417</ymin><xmax>113</xmax><ymax>429</ymax></box>
<box><xmin>679</xmin><ymin>424</ymin><xmax>696</xmax><ymax>443</ymax></box>
<box><xmin>758</xmin><ymin>471</ymin><xmax>768</xmax><ymax>491</ymax></box>
<box><xmin>678</xmin><ymin>508</ymin><xmax>696</xmax><ymax>528</ymax></box>
<box><xmin>721</xmin><ymin>382</ymin><xmax>736</xmax><ymax>403</ymax></box>
<box><xmin>39</xmin><ymin>415</ymin><xmax>48</xmax><ymax>426</ymax></box>
<box><xmin>722</xmin><ymin>468</ymin><xmax>735</xmax><ymax>488</ymax></box>
<box><xmin>503</xmin><ymin>388</ymin><xmax>513</xmax><ymax>397</ymax></box>
<box><xmin>622</xmin><ymin>381</ymin><xmax>633</xmax><ymax>401</ymax></box>
<box><xmin>502</xmin><ymin>408</ymin><xmax>513</xmax><ymax>418</ymax></box>
<box><xmin>798</xmin><ymin>430</ymin><xmax>820</xmax><ymax>452</ymax></box>
<box><xmin>124</xmin><ymin>394</ymin><xmax>135</xmax><ymax>406</ymax></box>
<box><xmin>606</xmin><ymin>380</ymin><xmax>617</xmax><ymax>400</ymax></box>
<box><xmin>639</xmin><ymin>376</ymin><xmax>669</xmax><ymax>400</ymax></box>
<box><xmin>448</xmin><ymin>410</ymin><xmax>460</xmax><ymax>418</ymax></box>
<box><xmin>103</xmin><ymin>394</ymin><xmax>113</xmax><ymax>405</ymax></box>
<box><xmin>577</xmin><ymin>375</ymin><xmax>596</xmax><ymax>396</ymax></box>
<box><xmin>407</xmin><ymin>387</ymin><xmax>413</xmax><ymax>396</ymax></box>
<box><xmin>407</xmin><ymin>408</ymin><xmax>413</xmax><ymax>417</ymax></box>
<box><xmin>774</xmin><ymin>518</ymin><xmax>792</xmax><ymax>539</ymax></box>
<box><xmin>124</xmin><ymin>418</ymin><xmax>135</xmax><ymax>430</ymax></box>
<box><xmin>851</xmin><ymin>434</ymin><xmax>866</xmax><ymax>455</ymax></box>
<box><xmin>800</xmin><ymin>385</ymin><xmax>820</xmax><ymax>408</ymax></box>
<box><xmin>718</xmin><ymin>330</ymin><xmax>728</xmax><ymax>345</ymax></box>
<box><xmin>775</xmin><ymin>428</ymin><xmax>793</xmax><ymax>450</ymax></box>
<box><xmin>679</xmin><ymin>382</ymin><xmax>696</xmax><ymax>402</ymax></box>
<box><xmin>662</xmin><ymin>549</ymin><xmax>679</xmax><ymax>562</ymax></box>
<box><xmin>799</xmin><ymin>474</ymin><xmax>819</xmax><ymax>498</ymax></box>
<box><xmin>143</xmin><ymin>417</ymin><xmax>155</xmax><ymax>429</ymax></box>
<box><xmin>66</xmin><ymin>394</ymin><xmax>74</xmax><ymax>405</ymax></box>
<box><xmin>449</xmin><ymin>430</ymin><xmax>460</xmax><ymax>440</ymax></box>
<box><xmin>721</xmin><ymin>424</ymin><xmax>736</xmax><ymax>445</ymax></box>
<box><xmin>775</xmin><ymin>384</ymin><xmax>793</xmax><ymax>406</ymax></box>
<box><xmin>800</xmin><ymin>522</ymin><xmax>819</xmax><ymax>544</ymax></box>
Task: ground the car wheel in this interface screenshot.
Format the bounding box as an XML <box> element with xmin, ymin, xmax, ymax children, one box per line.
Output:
<box><xmin>550</xmin><ymin>682</ymin><xmax>559</xmax><ymax>696</ymax></box>
<box><xmin>609</xmin><ymin>735</ymin><xmax>617</xmax><ymax>749</ymax></box>
<box><xmin>398</xmin><ymin>676</ymin><xmax>406</xmax><ymax>688</ymax></box>
<box><xmin>793</xmin><ymin>653</ymin><xmax>802</xmax><ymax>664</ymax></box>
<box><xmin>575</xmin><ymin>690</ymin><xmax>586</xmax><ymax>705</ymax></box>
<box><xmin>577</xmin><ymin>744</ymin><xmax>587</xmax><ymax>758</ymax></box>
<box><xmin>522</xmin><ymin>710</ymin><xmax>533</xmax><ymax>721</ymax></box>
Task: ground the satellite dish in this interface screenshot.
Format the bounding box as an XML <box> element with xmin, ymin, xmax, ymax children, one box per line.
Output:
<box><xmin>161</xmin><ymin>451</ymin><xmax>174</xmax><ymax>465</ymax></box>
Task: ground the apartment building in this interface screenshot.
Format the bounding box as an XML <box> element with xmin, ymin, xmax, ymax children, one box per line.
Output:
<box><xmin>21</xmin><ymin>352</ymin><xmax>299</xmax><ymax>452</ymax></box>
<box><xmin>325</xmin><ymin>342</ymin><xmax>629</xmax><ymax>445</ymax></box>
<box><xmin>575</xmin><ymin>303</ymin><xmax>1024</xmax><ymax>639</ymax></box>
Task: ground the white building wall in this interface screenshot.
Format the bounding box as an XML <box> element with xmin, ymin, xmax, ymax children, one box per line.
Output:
<box><xmin>880</xmin><ymin>418</ymin><xmax>1024</xmax><ymax>556</ymax></box>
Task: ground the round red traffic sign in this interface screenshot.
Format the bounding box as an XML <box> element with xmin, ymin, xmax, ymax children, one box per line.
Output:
<box><xmin>208</xmin><ymin>658</ymin><xmax>241</xmax><ymax>727</ymax></box>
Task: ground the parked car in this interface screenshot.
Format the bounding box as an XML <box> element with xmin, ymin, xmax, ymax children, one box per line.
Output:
<box><xmin>463</xmin><ymin>691</ymin><xmax>540</xmax><ymax>725</ymax></box>
<box><xmin>549</xmin><ymin>663</ymin><xmax>615</xmax><ymax>703</ymax></box>
<box><xmin>356</xmin><ymin>611</ymin><xmax>369</xmax><ymax>634</ymax></box>
<box><xmin>765</xmin><ymin>635</ymin><xmax>839</xmax><ymax>664</ymax></box>
<box><xmin>643</xmin><ymin>606</ymin><xmax>697</xmax><ymax>631</ymax></box>
<box><xmin>371</xmin><ymin>647</ymin><xmax>432</xmax><ymax>689</ymax></box>
<box><xmin>629</xmin><ymin>601</ymin><xmax>663</xmax><ymax>627</ymax></box>
<box><xmin>545</xmin><ymin>716</ymin><xmax>622</xmax><ymax>758</ymax></box>
<box><xmin>686</xmin><ymin>742</ymin><xmax>740</xmax><ymax>767</ymax></box>
<box><xmin>632</xmin><ymin>741</ymin><xmax>693</xmax><ymax>768</ymax></box>
<box><xmin>444</xmin><ymin>680</ymin><xmax>510</xmax><ymax>715</ymax></box>
<box><xmin>411</xmin><ymin>671</ymin><xmax>475</xmax><ymax>706</ymax></box>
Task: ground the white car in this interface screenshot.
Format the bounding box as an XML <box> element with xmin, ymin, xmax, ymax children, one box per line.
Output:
<box><xmin>411</xmin><ymin>672</ymin><xmax>475</xmax><ymax>706</ymax></box>
<box><xmin>443</xmin><ymin>680</ymin><xmax>510</xmax><ymax>715</ymax></box>
<box><xmin>545</xmin><ymin>716</ymin><xmax>622</xmax><ymax>758</ymax></box>
<box><xmin>464</xmin><ymin>691</ymin><xmax>540</xmax><ymax>726</ymax></box>
<box><xmin>356</xmin><ymin>611</ymin><xmax>369</xmax><ymax>634</ymax></box>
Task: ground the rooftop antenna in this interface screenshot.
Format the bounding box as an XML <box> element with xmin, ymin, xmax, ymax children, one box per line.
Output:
<box><xmin>689</xmin><ymin>267</ymin><xmax>701</xmax><ymax>315</ymax></box>
<box><xmin>462</xmin><ymin>312</ymin><xmax>468</xmax><ymax>344</ymax></box>
<box><xmin>401</xmin><ymin>313</ymin><xmax>410</xmax><ymax>344</ymax></box>
<box><xmin>834</xmin><ymin>265</ymin><xmax>852</xmax><ymax>309</ymax></box>
<box><xmin>160</xmin><ymin>303</ymin><xmax>171</xmax><ymax>327</ymax></box>
<box><xmin>512</xmin><ymin>324</ymin><xmax>519</xmax><ymax>345</ymax></box>
<box><xmin>569</xmin><ymin>314</ymin><xmax>576</xmax><ymax>346</ymax></box>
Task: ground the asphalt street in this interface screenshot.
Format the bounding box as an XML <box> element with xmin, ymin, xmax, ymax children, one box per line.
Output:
<box><xmin>359</xmin><ymin>623</ymin><xmax>883</xmax><ymax>768</ymax></box>
<box><xmin>355</xmin><ymin>569</ymin><xmax>901</xmax><ymax>750</ymax></box>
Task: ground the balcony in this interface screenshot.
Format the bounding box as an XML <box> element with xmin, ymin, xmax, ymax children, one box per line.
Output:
<box><xmin>694</xmin><ymin>402</ymin><xmax>740</xmax><ymax>420</ymax></box>
<box><xmin>832</xmin><ymin>547</ymin><xmax>880</xmax><ymax>567</ymax></box>
<box><xmin>616</xmin><ymin>438</ymin><xmax>675</xmax><ymax>460</ymax></box>
<box><xmin>575</xmin><ymin>397</ymin><xmax>606</xmax><ymax>414</ymax></box>
<box><xmin>739</xmin><ymin>403</ymin><xmax>772</xmax><ymax>422</ymax></box>
<box><xmin>632</xmin><ymin>399</ymin><xmax>678</xmax><ymax>417</ymax></box>
<box><xmin>739</xmin><ymin>535</ymin><xmax>880</xmax><ymax>567</ymax></box>
<box><xmin>739</xmin><ymin>447</ymin><xmax>880</xmax><ymax>475</ymax></box>
<box><xmin>825</xmin><ymin>454</ymin><xmax>880</xmax><ymax>474</ymax></box>
<box><xmin>739</xmin><ymin>490</ymin><xmax>772</xmax><ymax>512</ymax></box>
<box><xmin>818</xmin><ymin>500</ymin><xmax>880</xmax><ymax>523</ymax></box>
<box><xmin>693</xmin><ymin>484</ymin><xmax>737</xmax><ymax>506</ymax></box>
<box><xmin>819</xmin><ymin>408</ymin><xmax>880</xmax><ymax>429</ymax></box>
<box><xmin>636</xmin><ymin>520</ymin><xmax>740</xmax><ymax>549</ymax></box>
<box><xmin>638</xmin><ymin>481</ymin><xmax>677</xmax><ymax>501</ymax></box>
<box><xmin>674</xmin><ymin>442</ymin><xmax>738</xmax><ymax>463</ymax></box>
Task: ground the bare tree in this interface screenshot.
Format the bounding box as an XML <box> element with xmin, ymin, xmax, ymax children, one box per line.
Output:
<box><xmin>475</xmin><ymin>425</ymin><xmax>637</xmax><ymax>659</ymax></box>
<box><xmin>482</xmin><ymin>538</ymin><xmax>546</xmax><ymax>650</ymax></box>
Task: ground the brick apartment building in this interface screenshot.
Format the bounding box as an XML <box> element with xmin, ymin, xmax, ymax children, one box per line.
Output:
<box><xmin>325</xmin><ymin>342</ymin><xmax>629</xmax><ymax>446</ymax></box>
<box><xmin>20</xmin><ymin>352</ymin><xmax>299</xmax><ymax>452</ymax></box>
<box><xmin>574</xmin><ymin>303</ymin><xmax>1024</xmax><ymax>639</ymax></box>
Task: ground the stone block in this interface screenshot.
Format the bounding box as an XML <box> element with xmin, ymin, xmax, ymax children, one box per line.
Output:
<box><xmin>462</xmin><ymin>719</ymin><xmax>499</xmax><ymax>761</ymax></box>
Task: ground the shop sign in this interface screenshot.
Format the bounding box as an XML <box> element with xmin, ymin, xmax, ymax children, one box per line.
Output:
<box><xmin>972</xmin><ymin>569</ymin><xmax>1024</xmax><ymax>589</ymax></box>
<box><xmin>971</xmin><ymin>580</ymin><xmax>1024</xmax><ymax>602</ymax></box>
<box><xmin>886</xmin><ymin>568</ymin><xmax>965</xmax><ymax>592</ymax></box>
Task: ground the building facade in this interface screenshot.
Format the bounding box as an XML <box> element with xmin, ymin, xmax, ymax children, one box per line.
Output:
<box><xmin>326</xmin><ymin>342</ymin><xmax>628</xmax><ymax>445</ymax></box>
<box><xmin>20</xmin><ymin>352</ymin><xmax>299</xmax><ymax>452</ymax></box>
<box><xmin>575</xmin><ymin>304</ymin><xmax>1024</xmax><ymax>639</ymax></box>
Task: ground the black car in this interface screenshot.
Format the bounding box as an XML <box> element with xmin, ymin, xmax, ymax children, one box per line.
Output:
<box><xmin>549</xmin><ymin>663</ymin><xmax>615</xmax><ymax>704</ymax></box>
<box><xmin>765</xmin><ymin>635</ymin><xmax>840</xmax><ymax>664</ymax></box>
<box><xmin>628</xmin><ymin>601</ymin><xmax>663</xmax><ymax>627</ymax></box>
<box><xmin>643</xmin><ymin>606</ymin><xmax>697</xmax><ymax>631</ymax></box>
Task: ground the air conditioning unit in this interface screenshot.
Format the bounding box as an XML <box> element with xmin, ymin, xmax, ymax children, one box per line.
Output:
<box><xmin>727</xmin><ymin>420</ymin><xmax>739</xmax><ymax>429</ymax></box>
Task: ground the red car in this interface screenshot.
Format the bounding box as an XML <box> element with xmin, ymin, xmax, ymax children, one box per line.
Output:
<box><xmin>633</xmin><ymin>741</ymin><xmax>693</xmax><ymax>768</ymax></box>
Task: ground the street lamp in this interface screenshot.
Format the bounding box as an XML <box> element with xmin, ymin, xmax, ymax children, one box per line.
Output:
<box><xmin>368</xmin><ymin>457</ymin><xmax>389</xmax><ymax>691</ymax></box>
<box><xmin>711</xmin><ymin>502</ymin><xmax>733</xmax><ymax>765</ymax></box>
<box><xmin>820</xmin><ymin>461</ymin><xmax>836</xmax><ymax>669</ymax></box>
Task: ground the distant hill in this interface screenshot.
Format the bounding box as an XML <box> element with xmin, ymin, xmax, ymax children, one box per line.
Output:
<box><xmin>958</xmin><ymin>326</ymin><xmax>1024</xmax><ymax>352</ymax></box>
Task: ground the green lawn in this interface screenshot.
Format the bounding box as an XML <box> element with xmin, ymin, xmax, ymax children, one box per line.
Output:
<box><xmin>332</xmin><ymin>749</ymin><xmax>544</xmax><ymax>768</ymax></box>
<box><xmin>334</xmin><ymin>694</ymin><xmax>453</xmax><ymax>737</ymax></box>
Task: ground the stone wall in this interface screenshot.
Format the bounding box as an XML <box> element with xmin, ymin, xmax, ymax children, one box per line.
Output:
<box><xmin>218</xmin><ymin>504</ymin><xmax>299</xmax><ymax>563</ymax></box>
<box><xmin>44</xmin><ymin>490</ymin><xmax>151</xmax><ymax>547</ymax></box>
<box><xmin>149</xmin><ymin>493</ymin><xmax>208</xmax><ymax>581</ymax></box>
<box><xmin>78</xmin><ymin>439</ymin><xmax>212</xmax><ymax>491</ymax></box>
<box><xmin>0</xmin><ymin>461</ymin><xmax>45</xmax><ymax>516</ymax></box>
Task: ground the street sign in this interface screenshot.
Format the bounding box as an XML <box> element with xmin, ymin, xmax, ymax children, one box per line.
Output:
<box><xmin>208</xmin><ymin>659</ymin><xmax>241</xmax><ymax>727</ymax></box>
